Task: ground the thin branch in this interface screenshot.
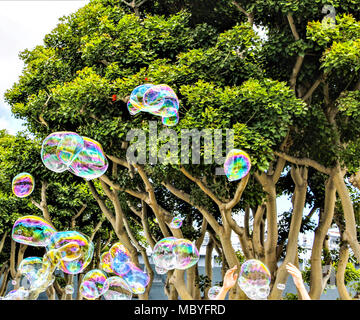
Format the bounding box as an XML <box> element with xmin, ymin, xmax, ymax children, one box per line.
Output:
<box><xmin>274</xmin><ymin>151</ymin><xmax>332</xmax><ymax>175</ymax></box>
<box><xmin>71</xmin><ymin>203</ymin><xmax>87</xmax><ymax>229</ymax></box>
<box><xmin>301</xmin><ymin>75</ymin><xmax>324</xmax><ymax>102</ymax></box>
<box><xmin>225</xmin><ymin>174</ymin><xmax>250</xmax><ymax>210</ymax></box>
<box><xmin>232</xmin><ymin>1</ymin><xmax>254</xmax><ymax>25</ymax></box>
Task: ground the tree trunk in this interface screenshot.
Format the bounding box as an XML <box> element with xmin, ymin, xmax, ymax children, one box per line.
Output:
<box><xmin>309</xmin><ymin>177</ymin><xmax>336</xmax><ymax>299</ymax></box>
<box><xmin>336</xmin><ymin>242</ymin><xmax>352</xmax><ymax>300</ymax></box>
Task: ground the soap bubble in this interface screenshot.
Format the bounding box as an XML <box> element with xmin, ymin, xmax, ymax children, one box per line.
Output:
<box><xmin>224</xmin><ymin>149</ymin><xmax>251</xmax><ymax>182</ymax></box>
<box><xmin>12</xmin><ymin>216</ymin><xmax>57</xmax><ymax>247</ymax></box>
<box><xmin>80</xmin><ymin>269</ymin><xmax>109</xmax><ymax>300</ymax></box>
<box><xmin>152</xmin><ymin>237</ymin><xmax>177</xmax><ymax>270</ymax></box>
<box><xmin>277</xmin><ymin>283</ymin><xmax>286</xmax><ymax>290</ymax></box>
<box><xmin>238</xmin><ymin>259</ymin><xmax>271</xmax><ymax>300</ymax></box>
<box><xmin>46</xmin><ymin>231</ymin><xmax>94</xmax><ymax>274</ymax></box>
<box><xmin>12</xmin><ymin>173</ymin><xmax>35</xmax><ymax>198</ymax></box>
<box><xmin>142</xmin><ymin>84</ymin><xmax>178</xmax><ymax>113</ymax></box>
<box><xmin>103</xmin><ymin>276</ymin><xmax>132</xmax><ymax>300</ymax></box>
<box><xmin>100</xmin><ymin>252</ymin><xmax>114</xmax><ymax>273</ymax></box>
<box><xmin>170</xmin><ymin>216</ymin><xmax>183</xmax><ymax>229</ymax></box>
<box><xmin>122</xmin><ymin>262</ymin><xmax>150</xmax><ymax>295</ymax></box>
<box><xmin>155</xmin><ymin>266</ymin><xmax>167</xmax><ymax>275</ymax></box>
<box><xmin>173</xmin><ymin>239</ymin><xmax>199</xmax><ymax>270</ymax></box>
<box><xmin>65</xmin><ymin>285</ymin><xmax>74</xmax><ymax>295</ymax></box>
<box><xmin>68</xmin><ymin>137</ymin><xmax>108</xmax><ymax>181</ymax></box>
<box><xmin>208</xmin><ymin>286</ymin><xmax>221</xmax><ymax>300</ymax></box>
<box><xmin>41</xmin><ymin>132</ymin><xmax>108</xmax><ymax>180</ymax></box>
<box><xmin>128</xmin><ymin>84</ymin><xmax>180</xmax><ymax>126</ymax></box>
<box><xmin>109</xmin><ymin>242</ymin><xmax>131</xmax><ymax>276</ymax></box>
<box><xmin>41</xmin><ymin>132</ymin><xmax>68</xmax><ymax>173</ymax></box>
<box><xmin>2</xmin><ymin>287</ymin><xmax>29</xmax><ymax>300</ymax></box>
<box><xmin>56</xmin><ymin>132</ymin><xmax>84</xmax><ymax>166</ymax></box>
<box><xmin>18</xmin><ymin>257</ymin><xmax>43</xmax><ymax>284</ymax></box>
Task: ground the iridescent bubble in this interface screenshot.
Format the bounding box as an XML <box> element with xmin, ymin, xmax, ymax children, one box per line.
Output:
<box><xmin>46</xmin><ymin>231</ymin><xmax>94</xmax><ymax>274</ymax></box>
<box><xmin>173</xmin><ymin>239</ymin><xmax>200</xmax><ymax>270</ymax></box>
<box><xmin>40</xmin><ymin>132</ymin><xmax>68</xmax><ymax>173</ymax></box>
<box><xmin>103</xmin><ymin>276</ymin><xmax>132</xmax><ymax>300</ymax></box>
<box><xmin>68</xmin><ymin>137</ymin><xmax>108</xmax><ymax>180</ymax></box>
<box><xmin>152</xmin><ymin>237</ymin><xmax>177</xmax><ymax>270</ymax></box>
<box><xmin>56</xmin><ymin>132</ymin><xmax>84</xmax><ymax>166</ymax></box>
<box><xmin>11</xmin><ymin>280</ymin><xmax>17</xmax><ymax>286</ymax></box>
<box><xmin>18</xmin><ymin>257</ymin><xmax>43</xmax><ymax>284</ymax></box>
<box><xmin>128</xmin><ymin>84</ymin><xmax>180</xmax><ymax>126</ymax></box>
<box><xmin>169</xmin><ymin>216</ymin><xmax>183</xmax><ymax>229</ymax></box>
<box><xmin>277</xmin><ymin>283</ymin><xmax>286</xmax><ymax>290</ymax></box>
<box><xmin>80</xmin><ymin>269</ymin><xmax>109</xmax><ymax>300</ymax></box>
<box><xmin>238</xmin><ymin>259</ymin><xmax>271</xmax><ymax>300</ymax></box>
<box><xmin>155</xmin><ymin>266</ymin><xmax>167</xmax><ymax>275</ymax></box>
<box><xmin>143</xmin><ymin>84</ymin><xmax>178</xmax><ymax>113</ymax></box>
<box><xmin>100</xmin><ymin>252</ymin><xmax>114</xmax><ymax>273</ymax></box>
<box><xmin>65</xmin><ymin>284</ymin><xmax>74</xmax><ymax>295</ymax></box>
<box><xmin>2</xmin><ymin>287</ymin><xmax>29</xmax><ymax>300</ymax></box>
<box><xmin>162</xmin><ymin>109</ymin><xmax>179</xmax><ymax>126</ymax></box>
<box><xmin>208</xmin><ymin>286</ymin><xmax>221</xmax><ymax>300</ymax></box>
<box><xmin>12</xmin><ymin>173</ymin><xmax>35</xmax><ymax>198</ymax></box>
<box><xmin>122</xmin><ymin>262</ymin><xmax>150</xmax><ymax>295</ymax></box>
<box><xmin>12</xmin><ymin>216</ymin><xmax>57</xmax><ymax>247</ymax></box>
<box><xmin>224</xmin><ymin>149</ymin><xmax>251</xmax><ymax>182</ymax></box>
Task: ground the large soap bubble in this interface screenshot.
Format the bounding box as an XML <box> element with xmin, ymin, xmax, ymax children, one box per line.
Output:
<box><xmin>68</xmin><ymin>137</ymin><xmax>108</xmax><ymax>180</ymax></box>
<box><xmin>56</xmin><ymin>132</ymin><xmax>84</xmax><ymax>166</ymax></box>
<box><xmin>41</xmin><ymin>132</ymin><xmax>69</xmax><ymax>173</ymax></box>
<box><xmin>80</xmin><ymin>269</ymin><xmax>109</xmax><ymax>300</ymax></box>
<box><xmin>12</xmin><ymin>173</ymin><xmax>35</xmax><ymax>198</ymax></box>
<box><xmin>12</xmin><ymin>216</ymin><xmax>57</xmax><ymax>247</ymax></box>
<box><xmin>238</xmin><ymin>259</ymin><xmax>271</xmax><ymax>300</ymax></box>
<box><xmin>122</xmin><ymin>262</ymin><xmax>150</xmax><ymax>295</ymax></box>
<box><xmin>224</xmin><ymin>149</ymin><xmax>251</xmax><ymax>182</ymax></box>
<box><xmin>18</xmin><ymin>257</ymin><xmax>44</xmax><ymax>289</ymax></box>
<box><xmin>41</xmin><ymin>132</ymin><xmax>108</xmax><ymax>180</ymax></box>
<box><xmin>46</xmin><ymin>231</ymin><xmax>94</xmax><ymax>274</ymax></box>
<box><xmin>103</xmin><ymin>276</ymin><xmax>132</xmax><ymax>300</ymax></box>
<box><xmin>172</xmin><ymin>239</ymin><xmax>199</xmax><ymax>270</ymax></box>
<box><xmin>152</xmin><ymin>237</ymin><xmax>177</xmax><ymax>270</ymax></box>
<box><xmin>127</xmin><ymin>84</ymin><xmax>180</xmax><ymax>126</ymax></box>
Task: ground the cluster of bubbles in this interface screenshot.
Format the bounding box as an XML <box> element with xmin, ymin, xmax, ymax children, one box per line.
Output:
<box><xmin>238</xmin><ymin>259</ymin><xmax>271</xmax><ymax>300</ymax></box>
<box><xmin>79</xmin><ymin>241</ymin><xmax>150</xmax><ymax>300</ymax></box>
<box><xmin>12</xmin><ymin>173</ymin><xmax>35</xmax><ymax>198</ymax></box>
<box><xmin>224</xmin><ymin>149</ymin><xmax>251</xmax><ymax>182</ymax></box>
<box><xmin>152</xmin><ymin>237</ymin><xmax>199</xmax><ymax>273</ymax></box>
<box><xmin>1</xmin><ymin>215</ymin><xmax>94</xmax><ymax>300</ymax></box>
<box><xmin>127</xmin><ymin>84</ymin><xmax>179</xmax><ymax>126</ymax></box>
<box><xmin>41</xmin><ymin>132</ymin><xmax>108</xmax><ymax>180</ymax></box>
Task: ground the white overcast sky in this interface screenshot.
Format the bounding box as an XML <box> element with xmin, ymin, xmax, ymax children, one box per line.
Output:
<box><xmin>0</xmin><ymin>0</ymin><xmax>89</xmax><ymax>134</ymax></box>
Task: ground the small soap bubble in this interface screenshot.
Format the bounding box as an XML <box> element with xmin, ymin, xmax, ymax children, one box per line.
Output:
<box><xmin>169</xmin><ymin>216</ymin><xmax>183</xmax><ymax>229</ymax></box>
<box><xmin>277</xmin><ymin>283</ymin><xmax>286</xmax><ymax>290</ymax></box>
<box><xmin>122</xmin><ymin>262</ymin><xmax>150</xmax><ymax>295</ymax></box>
<box><xmin>208</xmin><ymin>286</ymin><xmax>222</xmax><ymax>300</ymax></box>
<box><xmin>224</xmin><ymin>149</ymin><xmax>251</xmax><ymax>182</ymax></box>
<box><xmin>155</xmin><ymin>266</ymin><xmax>167</xmax><ymax>275</ymax></box>
<box><xmin>65</xmin><ymin>284</ymin><xmax>74</xmax><ymax>295</ymax></box>
<box><xmin>12</xmin><ymin>173</ymin><xmax>35</xmax><ymax>198</ymax></box>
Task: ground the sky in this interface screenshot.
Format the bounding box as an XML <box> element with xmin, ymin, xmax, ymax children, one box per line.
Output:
<box><xmin>0</xmin><ymin>0</ymin><xmax>89</xmax><ymax>135</ymax></box>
